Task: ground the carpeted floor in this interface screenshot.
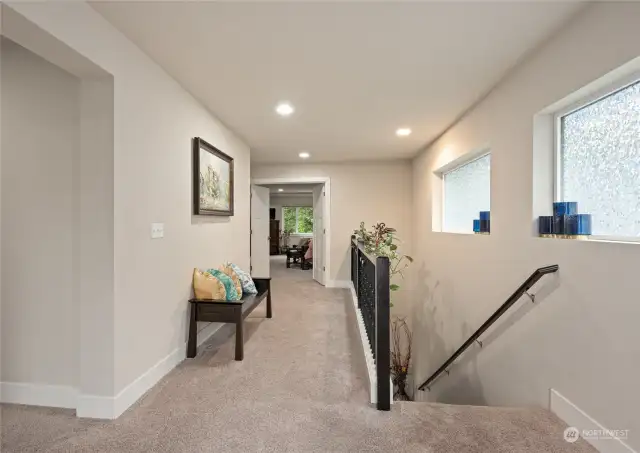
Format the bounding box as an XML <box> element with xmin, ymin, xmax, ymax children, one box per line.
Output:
<box><xmin>1</xmin><ymin>256</ymin><xmax>596</xmax><ymax>452</ymax></box>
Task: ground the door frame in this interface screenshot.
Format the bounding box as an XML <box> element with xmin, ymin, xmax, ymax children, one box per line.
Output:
<box><xmin>250</xmin><ymin>184</ymin><xmax>272</xmax><ymax>278</ymax></box>
<box><xmin>251</xmin><ymin>177</ymin><xmax>331</xmax><ymax>286</ymax></box>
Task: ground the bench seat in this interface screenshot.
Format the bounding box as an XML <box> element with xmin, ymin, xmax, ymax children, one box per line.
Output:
<box><xmin>187</xmin><ymin>277</ymin><xmax>272</xmax><ymax>361</ymax></box>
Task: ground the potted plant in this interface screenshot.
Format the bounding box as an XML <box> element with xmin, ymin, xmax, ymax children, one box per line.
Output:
<box><xmin>353</xmin><ymin>221</ymin><xmax>412</xmax><ymax>306</ymax></box>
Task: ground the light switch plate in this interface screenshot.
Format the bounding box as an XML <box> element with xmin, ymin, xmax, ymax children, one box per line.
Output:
<box><xmin>151</xmin><ymin>223</ymin><xmax>164</xmax><ymax>239</ymax></box>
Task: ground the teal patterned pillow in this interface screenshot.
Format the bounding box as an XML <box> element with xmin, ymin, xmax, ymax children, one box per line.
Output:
<box><xmin>206</xmin><ymin>269</ymin><xmax>241</xmax><ymax>301</ymax></box>
<box><xmin>226</xmin><ymin>262</ymin><xmax>258</xmax><ymax>295</ymax></box>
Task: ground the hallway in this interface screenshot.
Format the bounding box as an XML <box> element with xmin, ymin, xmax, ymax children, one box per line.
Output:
<box><xmin>1</xmin><ymin>264</ymin><xmax>595</xmax><ymax>452</ymax></box>
<box><xmin>270</xmin><ymin>254</ymin><xmax>313</xmax><ymax>281</ymax></box>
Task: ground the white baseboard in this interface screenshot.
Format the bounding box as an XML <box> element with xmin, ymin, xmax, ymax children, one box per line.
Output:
<box><xmin>327</xmin><ymin>279</ymin><xmax>351</xmax><ymax>289</ymax></box>
<box><xmin>550</xmin><ymin>389</ymin><xmax>636</xmax><ymax>453</ymax></box>
<box><xmin>78</xmin><ymin>322</ymin><xmax>222</xmax><ymax>419</ymax></box>
<box><xmin>0</xmin><ymin>382</ymin><xmax>77</xmax><ymax>409</ymax></box>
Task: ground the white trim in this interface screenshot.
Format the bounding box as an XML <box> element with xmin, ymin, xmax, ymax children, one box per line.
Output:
<box><xmin>550</xmin><ymin>389</ymin><xmax>636</xmax><ymax>453</ymax></box>
<box><xmin>433</xmin><ymin>146</ymin><xmax>491</xmax><ymax>176</ymax></box>
<box><xmin>553</xmin><ymin>71</ymin><xmax>640</xmax><ymax>121</ymax></box>
<box><xmin>0</xmin><ymin>382</ymin><xmax>77</xmax><ymax>409</ymax></box>
<box><xmin>348</xmin><ymin>283</ymin><xmax>377</xmax><ymax>404</ymax></box>
<box><xmin>252</xmin><ymin>177</ymin><xmax>331</xmax><ymax>285</ymax></box>
<box><xmin>77</xmin><ymin>322</ymin><xmax>222</xmax><ymax>419</ymax></box>
<box><xmin>76</xmin><ymin>394</ymin><xmax>114</xmax><ymax>419</ymax></box>
<box><xmin>326</xmin><ymin>279</ymin><xmax>351</xmax><ymax>289</ymax></box>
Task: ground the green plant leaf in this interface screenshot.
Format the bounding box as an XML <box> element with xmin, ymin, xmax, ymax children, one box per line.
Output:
<box><xmin>405</xmin><ymin>256</ymin><xmax>414</xmax><ymax>263</ymax></box>
<box><xmin>390</xmin><ymin>284</ymin><xmax>400</xmax><ymax>291</ymax></box>
<box><xmin>390</xmin><ymin>244</ymin><xmax>398</xmax><ymax>251</ymax></box>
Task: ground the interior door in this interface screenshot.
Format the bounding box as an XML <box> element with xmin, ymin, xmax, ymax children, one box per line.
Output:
<box><xmin>250</xmin><ymin>185</ymin><xmax>271</xmax><ymax>278</ymax></box>
<box><xmin>312</xmin><ymin>184</ymin><xmax>325</xmax><ymax>285</ymax></box>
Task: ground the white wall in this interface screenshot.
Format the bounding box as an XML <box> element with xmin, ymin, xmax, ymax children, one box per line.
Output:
<box><xmin>411</xmin><ymin>3</ymin><xmax>640</xmax><ymax>449</ymax></box>
<box><xmin>1</xmin><ymin>39</ymin><xmax>80</xmax><ymax>389</ymax></box>
<box><xmin>252</xmin><ymin>162</ymin><xmax>413</xmax><ymax>313</ymax></box>
<box><xmin>4</xmin><ymin>2</ymin><xmax>251</xmax><ymax>415</ymax></box>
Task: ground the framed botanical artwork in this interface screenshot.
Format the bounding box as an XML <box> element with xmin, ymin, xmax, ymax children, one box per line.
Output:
<box><xmin>192</xmin><ymin>137</ymin><xmax>234</xmax><ymax>216</ymax></box>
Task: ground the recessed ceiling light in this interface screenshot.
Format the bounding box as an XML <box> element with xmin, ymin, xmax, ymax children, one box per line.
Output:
<box><xmin>299</xmin><ymin>152</ymin><xmax>310</xmax><ymax>159</ymax></box>
<box><xmin>278</xmin><ymin>188</ymin><xmax>284</xmax><ymax>192</ymax></box>
<box><xmin>275</xmin><ymin>102</ymin><xmax>294</xmax><ymax>116</ymax></box>
<box><xmin>396</xmin><ymin>128</ymin><xmax>412</xmax><ymax>137</ymax></box>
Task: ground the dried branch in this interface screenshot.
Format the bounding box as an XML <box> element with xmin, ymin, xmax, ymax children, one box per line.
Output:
<box><xmin>391</xmin><ymin>317</ymin><xmax>412</xmax><ymax>400</ymax></box>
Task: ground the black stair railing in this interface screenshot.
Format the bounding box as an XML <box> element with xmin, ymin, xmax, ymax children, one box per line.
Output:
<box><xmin>417</xmin><ymin>264</ymin><xmax>559</xmax><ymax>392</ymax></box>
<box><xmin>351</xmin><ymin>235</ymin><xmax>391</xmax><ymax>411</ymax></box>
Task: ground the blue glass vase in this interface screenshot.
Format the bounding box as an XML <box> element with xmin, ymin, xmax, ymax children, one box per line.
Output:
<box><xmin>538</xmin><ymin>216</ymin><xmax>553</xmax><ymax>235</ymax></box>
<box><xmin>553</xmin><ymin>202</ymin><xmax>578</xmax><ymax>216</ymax></box>
<box><xmin>576</xmin><ymin>214</ymin><xmax>592</xmax><ymax>235</ymax></box>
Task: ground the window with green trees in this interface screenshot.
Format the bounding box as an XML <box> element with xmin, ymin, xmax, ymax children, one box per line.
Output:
<box><xmin>283</xmin><ymin>207</ymin><xmax>313</xmax><ymax>234</ymax></box>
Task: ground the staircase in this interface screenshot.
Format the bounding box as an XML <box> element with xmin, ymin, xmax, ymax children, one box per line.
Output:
<box><xmin>348</xmin><ymin>243</ymin><xmax>598</xmax><ymax>451</ymax></box>
<box><xmin>386</xmin><ymin>401</ymin><xmax>597</xmax><ymax>452</ymax></box>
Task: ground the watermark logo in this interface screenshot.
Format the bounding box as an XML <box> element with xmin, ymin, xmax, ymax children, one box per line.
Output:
<box><xmin>563</xmin><ymin>427</ymin><xmax>580</xmax><ymax>443</ymax></box>
<box><xmin>563</xmin><ymin>427</ymin><xmax>629</xmax><ymax>443</ymax></box>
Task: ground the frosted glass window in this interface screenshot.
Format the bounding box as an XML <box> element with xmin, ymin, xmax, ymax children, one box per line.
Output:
<box><xmin>559</xmin><ymin>79</ymin><xmax>640</xmax><ymax>238</ymax></box>
<box><xmin>443</xmin><ymin>154</ymin><xmax>491</xmax><ymax>233</ymax></box>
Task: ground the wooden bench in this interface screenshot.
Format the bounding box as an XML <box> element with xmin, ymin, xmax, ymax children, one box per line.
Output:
<box><xmin>187</xmin><ymin>278</ymin><xmax>272</xmax><ymax>361</ymax></box>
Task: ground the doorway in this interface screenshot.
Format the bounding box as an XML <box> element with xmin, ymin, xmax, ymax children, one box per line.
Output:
<box><xmin>250</xmin><ymin>178</ymin><xmax>330</xmax><ymax>286</ymax></box>
<box><xmin>1</xmin><ymin>6</ymin><xmax>115</xmax><ymax>416</ymax></box>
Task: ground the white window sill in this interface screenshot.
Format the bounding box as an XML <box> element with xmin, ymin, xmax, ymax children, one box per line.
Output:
<box><xmin>433</xmin><ymin>230</ymin><xmax>490</xmax><ymax>236</ymax></box>
<box><xmin>536</xmin><ymin>235</ymin><xmax>640</xmax><ymax>245</ymax></box>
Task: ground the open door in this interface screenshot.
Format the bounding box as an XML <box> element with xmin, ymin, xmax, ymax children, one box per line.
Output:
<box><xmin>312</xmin><ymin>184</ymin><xmax>325</xmax><ymax>285</ymax></box>
<box><xmin>250</xmin><ymin>185</ymin><xmax>270</xmax><ymax>278</ymax></box>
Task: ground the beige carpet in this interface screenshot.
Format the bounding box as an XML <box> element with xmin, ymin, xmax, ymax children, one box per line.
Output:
<box><xmin>1</xmin><ymin>256</ymin><xmax>596</xmax><ymax>452</ymax></box>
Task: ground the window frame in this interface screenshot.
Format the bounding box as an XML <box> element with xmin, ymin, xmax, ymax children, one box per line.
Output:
<box><xmin>282</xmin><ymin>206</ymin><xmax>314</xmax><ymax>235</ymax></box>
<box><xmin>441</xmin><ymin>151</ymin><xmax>491</xmax><ymax>234</ymax></box>
<box><xmin>553</xmin><ymin>72</ymin><xmax>640</xmax><ymax>243</ymax></box>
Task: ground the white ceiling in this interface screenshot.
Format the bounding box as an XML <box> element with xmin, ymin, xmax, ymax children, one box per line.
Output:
<box><xmin>92</xmin><ymin>2</ymin><xmax>584</xmax><ymax>163</ymax></box>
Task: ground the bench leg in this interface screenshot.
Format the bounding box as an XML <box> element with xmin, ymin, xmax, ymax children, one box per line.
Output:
<box><xmin>187</xmin><ymin>303</ymin><xmax>197</xmax><ymax>358</ymax></box>
<box><xmin>235</xmin><ymin>320</ymin><xmax>244</xmax><ymax>361</ymax></box>
<box><xmin>266</xmin><ymin>284</ymin><xmax>272</xmax><ymax>319</ymax></box>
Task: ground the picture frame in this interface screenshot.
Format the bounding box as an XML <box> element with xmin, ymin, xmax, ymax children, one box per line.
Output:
<box><xmin>192</xmin><ymin>137</ymin><xmax>234</xmax><ymax>216</ymax></box>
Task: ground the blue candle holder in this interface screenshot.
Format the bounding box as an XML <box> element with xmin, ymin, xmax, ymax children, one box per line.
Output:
<box><xmin>473</xmin><ymin>219</ymin><xmax>480</xmax><ymax>233</ymax></box>
<box><xmin>479</xmin><ymin>211</ymin><xmax>490</xmax><ymax>233</ymax></box>
<box><xmin>538</xmin><ymin>216</ymin><xmax>553</xmax><ymax>236</ymax></box>
<box><xmin>541</xmin><ymin>202</ymin><xmax>590</xmax><ymax>239</ymax></box>
<box><xmin>553</xmin><ymin>202</ymin><xmax>578</xmax><ymax>216</ymax></box>
<box><xmin>565</xmin><ymin>215</ymin><xmax>579</xmax><ymax>236</ymax></box>
<box><xmin>552</xmin><ymin>215</ymin><xmax>566</xmax><ymax>235</ymax></box>
<box><xmin>577</xmin><ymin>214</ymin><xmax>592</xmax><ymax>235</ymax></box>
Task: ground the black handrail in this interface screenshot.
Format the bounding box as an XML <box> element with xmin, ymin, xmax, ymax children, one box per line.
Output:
<box><xmin>417</xmin><ymin>264</ymin><xmax>559</xmax><ymax>391</ymax></box>
<box><xmin>350</xmin><ymin>235</ymin><xmax>391</xmax><ymax>410</ymax></box>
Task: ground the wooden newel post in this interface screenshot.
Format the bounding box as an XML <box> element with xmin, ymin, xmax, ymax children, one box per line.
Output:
<box><xmin>375</xmin><ymin>256</ymin><xmax>391</xmax><ymax>411</ymax></box>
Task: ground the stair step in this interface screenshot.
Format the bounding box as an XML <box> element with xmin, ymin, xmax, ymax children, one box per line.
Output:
<box><xmin>391</xmin><ymin>401</ymin><xmax>598</xmax><ymax>452</ymax></box>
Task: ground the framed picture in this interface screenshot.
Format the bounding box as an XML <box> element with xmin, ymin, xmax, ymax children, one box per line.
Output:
<box><xmin>192</xmin><ymin>137</ymin><xmax>234</xmax><ymax>216</ymax></box>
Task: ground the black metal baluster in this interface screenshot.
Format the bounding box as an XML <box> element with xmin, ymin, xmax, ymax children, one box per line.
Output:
<box><xmin>351</xmin><ymin>237</ymin><xmax>391</xmax><ymax>411</ymax></box>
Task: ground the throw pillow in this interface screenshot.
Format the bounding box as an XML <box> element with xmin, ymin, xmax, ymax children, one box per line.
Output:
<box><xmin>226</xmin><ymin>262</ymin><xmax>258</xmax><ymax>295</ymax></box>
<box><xmin>218</xmin><ymin>264</ymin><xmax>243</xmax><ymax>299</ymax></box>
<box><xmin>206</xmin><ymin>269</ymin><xmax>241</xmax><ymax>301</ymax></box>
<box><xmin>192</xmin><ymin>268</ymin><xmax>227</xmax><ymax>300</ymax></box>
